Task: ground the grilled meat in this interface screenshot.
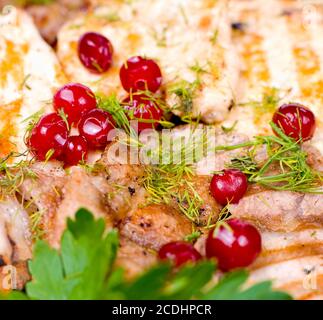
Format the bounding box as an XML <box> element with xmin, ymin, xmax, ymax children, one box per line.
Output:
<box><xmin>56</xmin><ymin>0</ymin><xmax>239</xmax><ymax>123</ymax></box>
<box><xmin>0</xmin><ymin>7</ymin><xmax>65</xmax><ymax>158</ymax></box>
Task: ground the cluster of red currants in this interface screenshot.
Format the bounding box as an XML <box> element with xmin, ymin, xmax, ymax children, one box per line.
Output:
<box><xmin>27</xmin><ymin>32</ymin><xmax>166</xmax><ymax>166</ymax></box>
<box><xmin>78</xmin><ymin>32</ymin><xmax>164</xmax><ymax>133</ymax></box>
<box><xmin>27</xmin><ymin>83</ymin><xmax>115</xmax><ymax>166</ymax></box>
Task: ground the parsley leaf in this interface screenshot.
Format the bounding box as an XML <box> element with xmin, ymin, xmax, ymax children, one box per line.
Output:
<box><xmin>25</xmin><ymin>209</ymin><xmax>119</xmax><ymax>300</ymax></box>
<box><xmin>26</xmin><ymin>241</ymin><xmax>78</xmax><ymax>300</ymax></box>
<box><xmin>1</xmin><ymin>209</ymin><xmax>292</xmax><ymax>300</ymax></box>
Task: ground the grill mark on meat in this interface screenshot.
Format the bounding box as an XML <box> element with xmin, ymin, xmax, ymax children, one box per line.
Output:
<box><xmin>115</xmin><ymin>236</ymin><xmax>157</xmax><ymax>279</ymax></box>
<box><xmin>248</xmin><ymin>255</ymin><xmax>323</xmax><ymax>299</ymax></box>
<box><xmin>285</xmin><ymin>12</ymin><xmax>323</xmax><ymax>103</ymax></box>
<box><xmin>229</xmin><ymin>184</ymin><xmax>323</xmax><ymax>232</ymax></box>
<box><xmin>119</xmin><ymin>204</ymin><xmax>192</xmax><ymax>251</ymax></box>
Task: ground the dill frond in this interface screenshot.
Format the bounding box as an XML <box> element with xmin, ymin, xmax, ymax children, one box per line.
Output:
<box><xmin>169</xmin><ymin>79</ymin><xmax>201</xmax><ymax>114</ymax></box>
<box><xmin>58</xmin><ymin>108</ymin><xmax>70</xmax><ymax>130</ymax></box>
<box><xmin>210</xmin><ymin>29</ymin><xmax>219</xmax><ymax>45</ymax></box>
<box><xmin>221</xmin><ymin>120</ymin><xmax>238</xmax><ymax>133</ymax></box>
<box><xmin>184</xmin><ymin>230</ymin><xmax>202</xmax><ymax>243</ymax></box>
<box><xmin>217</xmin><ymin>122</ymin><xmax>323</xmax><ymax>193</ymax></box>
<box><xmin>142</xmin><ymin>127</ymin><xmax>207</xmax><ymax>223</ymax></box>
<box><xmin>97</xmin><ymin>94</ymin><xmax>132</xmax><ymax>134</ymax></box>
<box><xmin>151</xmin><ymin>26</ymin><xmax>168</xmax><ymax>47</ymax></box>
<box><xmin>22</xmin><ymin>108</ymin><xmax>44</xmax><ymax>134</ymax></box>
<box><xmin>0</xmin><ymin>154</ymin><xmax>37</xmax><ymax>195</ymax></box>
<box><xmin>30</xmin><ymin>209</ymin><xmax>46</xmax><ymax>241</ymax></box>
<box><xmin>239</xmin><ymin>87</ymin><xmax>281</xmax><ymax>123</ymax></box>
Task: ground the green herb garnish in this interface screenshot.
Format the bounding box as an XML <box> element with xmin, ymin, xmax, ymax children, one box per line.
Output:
<box><xmin>97</xmin><ymin>94</ymin><xmax>132</xmax><ymax>135</ymax></box>
<box><xmin>22</xmin><ymin>108</ymin><xmax>44</xmax><ymax>135</ymax></box>
<box><xmin>240</xmin><ymin>88</ymin><xmax>281</xmax><ymax>123</ymax></box>
<box><xmin>142</xmin><ymin>128</ymin><xmax>208</xmax><ymax>222</ymax></box>
<box><xmin>210</xmin><ymin>29</ymin><xmax>219</xmax><ymax>45</ymax></box>
<box><xmin>169</xmin><ymin>79</ymin><xmax>201</xmax><ymax>114</ymax></box>
<box><xmin>0</xmin><ymin>153</ymin><xmax>36</xmax><ymax>196</ymax></box>
<box><xmin>1</xmin><ymin>209</ymin><xmax>292</xmax><ymax>300</ymax></box>
<box><xmin>58</xmin><ymin>109</ymin><xmax>70</xmax><ymax>131</ymax></box>
<box><xmin>221</xmin><ymin>121</ymin><xmax>238</xmax><ymax>133</ymax></box>
<box><xmin>216</xmin><ymin>122</ymin><xmax>323</xmax><ymax>193</ymax></box>
<box><xmin>151</xmin><ymin>27</ymin><xmax>168</xmax><ymax>47</ymax></box>
<box><xmin>17</xmin><ymin>0</ymin><xmax>54</xmax><ymax>5</ymax></box>
<box><xmin>95</xmin><ymin>12</ymin><xmax>121</xmax><ymax>22</ymax></box>
<box><xmin>184</xmin><ymin>230</ymin><xmax>202</xmax><ymax>243</ymax></box>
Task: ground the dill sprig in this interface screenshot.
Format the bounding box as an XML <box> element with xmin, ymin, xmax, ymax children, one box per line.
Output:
<box><xmin>184</xmin><ymin>230</ymin><xmax>202</xmax><ymax>243</ymax></box>
<box><xmin>216</xmin><ymin>122</ymin><xmax>323</xmax><ymax>193</ymax></box>
<box><xmin>150</xmin><ymin>26</ymin><xmax>168</xmax><ymax>47</ymax></box>
<box><xmin>57</xmin><ymin>109</ymin><xmax>70</xmax><ymax>130</ymax></box>
<box><xmin>239</xmin><ymin>87</ymin><xmax>281</xmax><ymax>123</ymax></box>
<box><xmin>22</xmin><ymin>108</ymin><xmax>44</xmax><ymax>135</ymax></box>
<box><xmin>142</xmin><ymin>127</ymin><xmax>207</xmax><ymax>222</ymax></box>
<box><xmin>142</xmin><ymin>163</ymin><xmax>203</xmax><ymax>222</ymax></box>
<box><xmin>97</xmin><ymin>94</ymin><xmax>134</xmax><ymax>135</ymax></box>
<box><xmin>210</xmin><ymin>29</ymin><xmax>219</xmax><ymax>45</ymax></box>
<box><xmin>168</xmin><ymin>79</ymin><xmax>201</xmax><ymax>114</ymax></box>
<box><xmin>0</xmin><ymin>153</ymin><xmax>37</xmax><ymax>196</ymax></box>
<box><xmin>207</xmin><ymin>204</ymin><xmax>232</xmax><ymax>231</ymax></box>
<box><xmin>30</xmin><ymin>209</ymin><xmax>46</xmax><ymax>241</ymax></box>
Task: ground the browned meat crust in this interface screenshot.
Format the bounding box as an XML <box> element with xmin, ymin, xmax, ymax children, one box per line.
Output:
<box><xmin>229</xmin><ymin>185</ymin><xmax>323</xmax><ymax>232</ymax></box>
<box><xmin>115</xmin><ymin>237</ymin><xmax>157</xmax><ymax>280</ymax></box>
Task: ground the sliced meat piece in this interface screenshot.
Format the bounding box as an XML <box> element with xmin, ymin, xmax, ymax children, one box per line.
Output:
<box><xmin>49</xmin><ymin>167</ymin><xmax>113</xmax><ymax>248</ymax></box>
<box><xmin>188</xmin><ymin>176</ymin><xmax>222</xmax><ymax>226</ymax></box>
<box><xmin>0</xmin><ymin>196</ymin><xmax>32</xmax><ymax>264</ymax></box>
<box><xmin>19</xmin><ymin>161</ymin><xmax>66</xmax><ymax>239</ymax></box>
<box><xmin>0</xmin><ymin>7</ymin><xmax>66</xmax><ymax>158</ymax></box>
<box><xmin>26</xmin><ymin>0</ymin><xmax>90</xmax><ymax>45</ymax></box>
<box><xmin>303</xmin><ymin>143</ymin><xmax>323</xmax><ymax>172</ymax></box>
<box><xmin>93</xmin><ymin>143</ymin><xmax>148</xmax><ymax>219</ymax></box>
<box><xmin>248</xmin><ymin>255</ymin><xmax>323</xmax><ymax>300</ymax></box>
<box><xmin>252</xmin><ymin>228</ymin><xmax>323</xmax><ymax>269</ymax></box>
<box><xmin>229</xmin><ymin>186</ymin><xmax>323</xmax><ymax>232</ymax></box>
<box><xmin>57</xmin><ymin>0</ymin><xmax>239</xmax><ymax>123</ymax></box>
<box><xmin>115</xmin><ymin>237</ymin><xmax>157</xmax><ymax>280</ymax></box>
<box><xmin>193</xmin><ymin>232</ymin><xmax>208</xmax><ymax>256</ymax></box>
<box><xmin>119</xmin><ymin>204</ymin><xmax>192</xmax><ymax>251</ymax></box>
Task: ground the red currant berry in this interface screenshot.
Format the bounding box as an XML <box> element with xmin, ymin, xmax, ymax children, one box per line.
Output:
<box><xmin>158</xmin><ymin>241</ymin><xmax>202</xmax><ymax>267</ymax></box>
<box><xmin>62</xmin><ymin>135</ymin><xmax>88</xmax><ymax>167</ymax></box>
<box><xmin>272</xmin><ymin>103</ymin><xmax>316</xmax><ymax>142</ymax></box>
<box><xmin>78</xmin><ymin>109</ymin><xmax>114</xmax><ymax>149</ymax></box>
<box><xmin>206</xmin><ymin>219</ymin><xmax>262</xmax><ymax>271</ymax></box>
<box><xmin>123</xmin><ymin>94</ymin><xmax>163</xmax><ymax>132</ymax></box>
<box><xmin>210</xmin><ymin>169</ymin><xmax>248</xmax><ymax>206</ymax></box>
<box><xmin>120</xmin><ymin>56</ymin><xmax>162</xmax><ymax>93</ymax></box>
<box><xmin>53</xmin><ymin>83</ymin><xmax>97</xmax><ymax>126</ymax></box>
<box><xmin>78</xmin><ymin>32</ymin><xmax>113</xmax><ymax>73</ymax></box>
<box><xmin>27</xmin><ymin>113</ymin><xmax>68</xmax><ymax>161</ymax></box>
